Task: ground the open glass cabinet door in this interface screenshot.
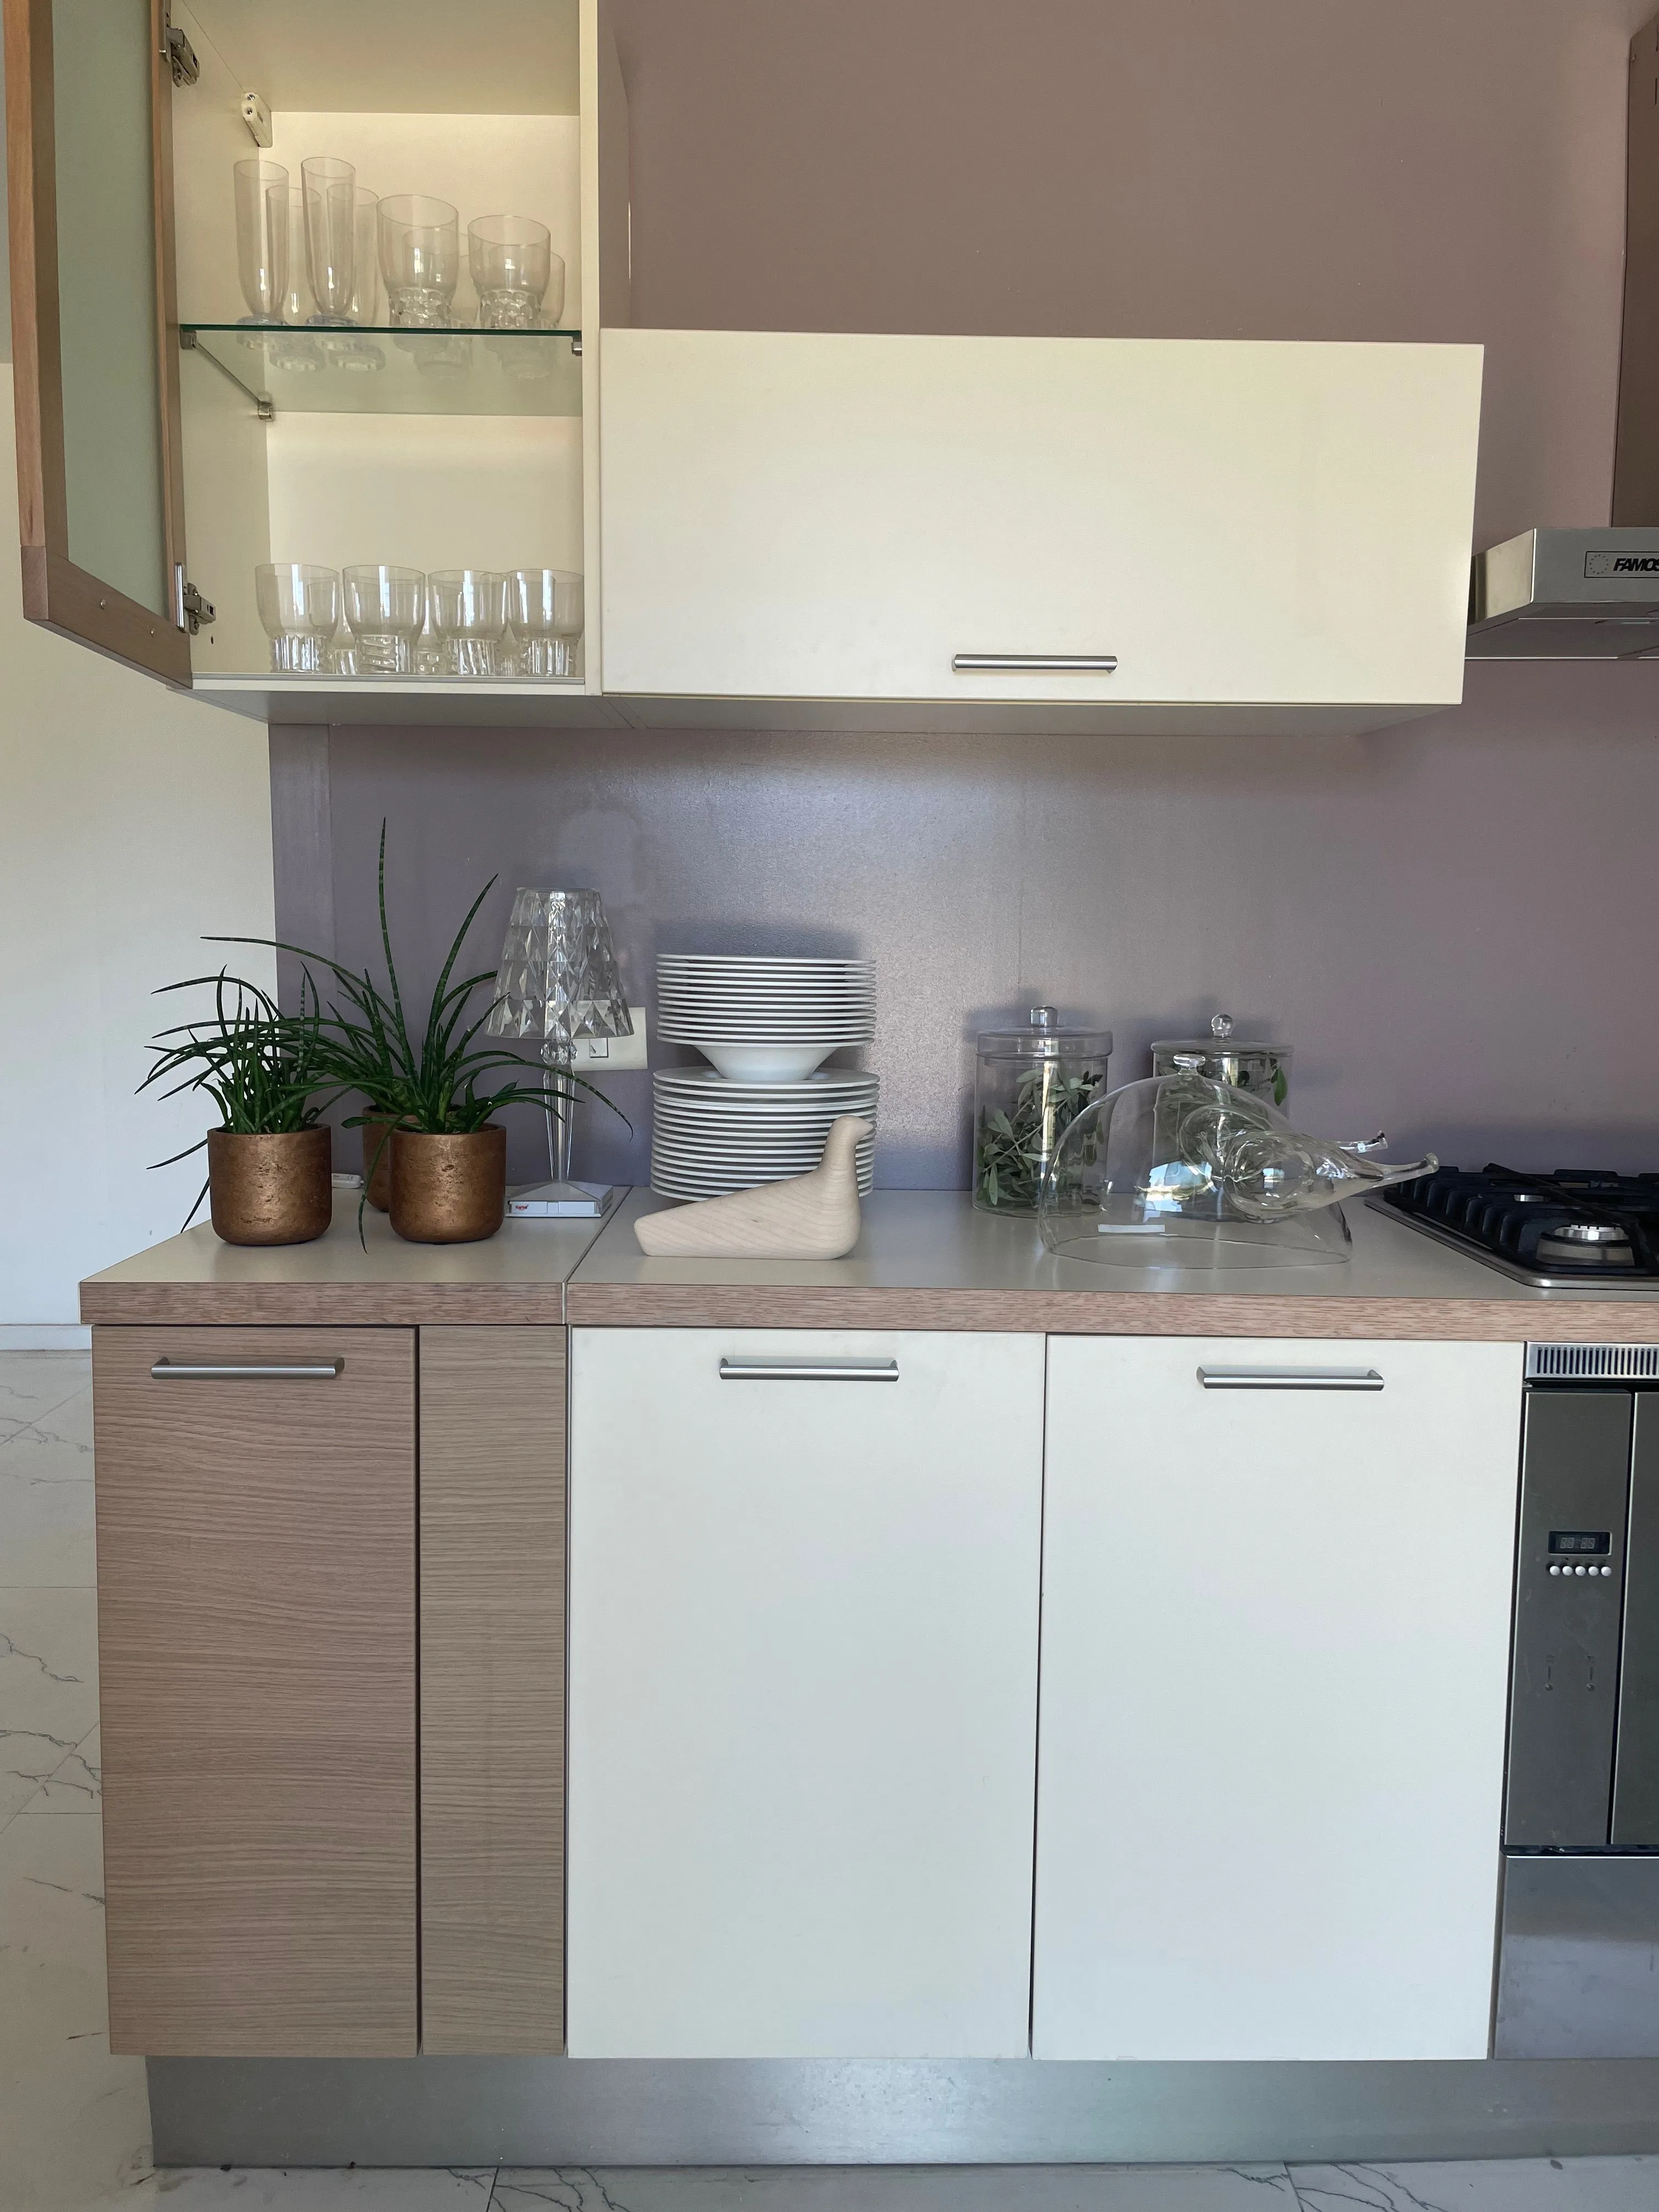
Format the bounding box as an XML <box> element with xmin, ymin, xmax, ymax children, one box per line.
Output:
<box><xmin>4</xmin><ymin>0</ymin><xmax>194</xmax><ymax>683</ymax></box>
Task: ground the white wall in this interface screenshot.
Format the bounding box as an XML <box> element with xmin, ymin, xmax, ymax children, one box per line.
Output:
<box><xmin>0</xmin><ymin>365</ymin><xmax>275</xmax><ymax>1334</ymax></box>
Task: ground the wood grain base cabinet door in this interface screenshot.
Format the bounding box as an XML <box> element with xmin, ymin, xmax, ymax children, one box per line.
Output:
<box><xmin>567</xmin><ymin>1327</ymin><xmax>1045</xmax><ymax>2060</ymax></box>
<box><xmin>1034</xmin><ymin>1336</ymin><xmax>1522</xmax><ymax>2062</ymax></box>
<box><xmin>93</xmin><ymin>1327</ymin><xmax>416</xmax><ymax>2056</ymax></box>
<box><xmin>420</xmin><ymin>1325</ymin><xmax>566</xmax><ymax>2055</ymax></box>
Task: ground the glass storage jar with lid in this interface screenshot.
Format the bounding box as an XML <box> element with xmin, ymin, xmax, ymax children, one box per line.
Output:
<box><xmin>1150</xmin><ymin>1012</ymin><xmax>1290</xmax><ymax>1105</ymax></box>
<box><xmin>974</xmin><ymin>1006</ymin><xmax>1112</xmax><ymax>1215</ymax></box>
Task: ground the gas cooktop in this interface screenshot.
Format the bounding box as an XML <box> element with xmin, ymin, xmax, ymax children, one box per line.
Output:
<box><xmin>1371</xmin><ymin>1166</ymin><xmax>1659</xmax><ymax>1289</ymax></box>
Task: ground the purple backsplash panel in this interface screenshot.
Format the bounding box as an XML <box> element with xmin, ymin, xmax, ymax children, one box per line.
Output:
<box><xmin>321</xmin><ymin>659</ymin><xmax>1659</xmax><ymax>1193</ymax></box>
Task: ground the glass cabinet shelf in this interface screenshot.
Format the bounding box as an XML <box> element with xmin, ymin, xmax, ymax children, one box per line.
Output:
<box><xmin>180</xmin><ymin>325</ymin><xmax>583</xmax><ymax>417</ymax></box>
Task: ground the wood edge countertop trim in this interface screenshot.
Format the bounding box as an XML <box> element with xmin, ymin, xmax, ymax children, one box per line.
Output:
<box><xmin>77</xmin><ymin>1274</ymin><xmax>1659</xmax><ymax>1340</ymax></box>
<box><xmin>79</xmin><ymin>1282</ymin><xmax>571</xmax><ymax>1327</ymax></box>
<box><xmin>562</xmin><ymin>1282</ymin><xmax>1659</xmax><ymax>1341</ymax></box>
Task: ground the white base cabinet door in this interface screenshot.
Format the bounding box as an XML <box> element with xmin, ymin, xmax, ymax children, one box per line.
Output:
<box><xmin>1034</xmin><ymin>1336</ymin><xmax>1523</xmax><ymax>2062</ymax></box>
<box><xmin>600</xmin><ymin>330</ymin><xmax>1481</xmax><ymax>714</ymax></box>
<box><xmin>567</xmin><ymin>1328</ymin><xmax>1045</xmax><ymax>2058</ymax></box>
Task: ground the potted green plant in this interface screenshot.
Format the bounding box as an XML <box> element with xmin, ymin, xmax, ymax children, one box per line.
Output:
<box><xmin>220</xmin><ymin>827</ymin><xmax>619</xmax><ymax>1245</ymax></box>
<box><xmin>140</xmin><ymin>972</ymin><xmax>335</xmax><ymax>1245</ymax></box>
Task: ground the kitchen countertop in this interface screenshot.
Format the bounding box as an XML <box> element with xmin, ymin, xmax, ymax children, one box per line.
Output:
<box><xmin>78</xmin><ymin>1193</ymin><xmax>610</xmax><ymax>1324</ymax></box>
<box><xmin>81</xmin><ymin>1187</ymin><xmax>1659</xmax><ymax>1340</ymax></box>
<box><xmin>565</xmin><ymin>1188</ymin><xmax>1659</xmax><ymax>1340</ymax></box>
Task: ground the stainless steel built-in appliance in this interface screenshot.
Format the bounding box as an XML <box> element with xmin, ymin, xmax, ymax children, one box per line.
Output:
<box><xmin>1467</xmin><ymin>528</ymin><xmax>1659</xmax><ymax>658</ymax></box>
<box><xmin>1372</xmin><ymin>1166</ymin><xmax>1659</xmax><ymax>1290</ymax></box>
<box><xmin>1494</xmin><ymin>1348</ymin><xmax>1659</xmax><ymax>2057</ymax></box>
<box><xmin>1465</xmin><ymin>16</ymin><xmax>1659</xmax><ymax>657</ymax></box>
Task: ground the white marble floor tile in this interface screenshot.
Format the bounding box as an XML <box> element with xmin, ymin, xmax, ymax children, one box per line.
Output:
<box><xmin>492</xmin><ymin>2170</ymin><xmax>1299</xmax><ymax>2211</ymax></box>
<box><xmin>0</xmin><ymin>1384</ymin><xmax>96</xmax><ymax>1471</ymax></box>
<box><xmin>122</xmin><ymin>2170</ymin><xmax>498</xmax><ymax>2209</ymax></box>
<box><xmin>0</xmin><ymin>1353</ymin><xmax>92</xmax><ymax>1437</ymax></box>
<box><xmin>1288</xmin><ymin>2159</ymin><xmax>1659</xmax><ymax>2211</ymax></box>
<box><xmin>0</xmin><ymin>1446</ymin><xmax>96</xmax><ymax>1588</ymax></box>
<box><xmin>0</xmin><ymin>1586</ymin><xmax>99</xmax><ymax>1827</ymax></box>
<box><xmin>24</xmin><ymin>1724</ymin><xmax>101</xmax><ymax>1815</ymax></box>
<box><xmin>0</xmin><ymin>1810</ymin><xmax>153</xmax><ymax>2212</ymax></box>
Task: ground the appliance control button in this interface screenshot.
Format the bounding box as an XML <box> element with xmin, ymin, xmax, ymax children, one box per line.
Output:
<box><xmin>1549</xmin><ymin>1564</ymin><xmax>1561</xmax><ymax>1576</ymax></box>
<box><xmin>1575</xmin><ymin>1564</ymin><xmax>1588</xmax><ymax>1576</ymax></box>
<box><xmin>1601</xmin><ymin>1564</ymin><xmax>1614</xmax><ymax>1576</ymax></box>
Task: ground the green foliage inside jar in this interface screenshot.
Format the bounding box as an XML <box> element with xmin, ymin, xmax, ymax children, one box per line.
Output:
<box><xmin>975</xmin><ymin>1060</ymin><xmax>1105</xmax><ymax>1213</ymax></box>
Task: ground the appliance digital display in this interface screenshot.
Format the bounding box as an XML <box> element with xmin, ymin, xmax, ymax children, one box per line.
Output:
<box><xmin>1549</xmin><ymin>1531</ymin><xmax>1612</xmax><ymax>1556</ymax></box>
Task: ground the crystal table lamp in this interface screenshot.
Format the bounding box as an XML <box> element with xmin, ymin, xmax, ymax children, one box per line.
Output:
<box><xmin>487</xmin><ymin>887</ymin><xmax>633</xmax><ymax>1217</ymax></box>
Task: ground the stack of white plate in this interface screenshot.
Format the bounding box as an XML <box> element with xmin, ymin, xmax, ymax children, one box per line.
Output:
<box><xmin>651</xmin><ymin>1068</ymin><xmax>879</xmax><ymax>1200</ymax></box>
<box><xmin>656</xmin><ymin>955</ymin><xmax>876</xmax><ymax>1084</ymax></box>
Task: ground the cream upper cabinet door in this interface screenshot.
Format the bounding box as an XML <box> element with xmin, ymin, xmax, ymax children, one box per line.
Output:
<box><xmin>1034</xmin><ymin>1336</ymin><xmax>1522</xmax><ymax>2063</ymax></box>
<box><xmin>567</xmin><ymin>1327</ymin><xmax>1045</xmax><ymax>2059</ymax></box>
<box><xmin>599</xmin><ymin>331</ymin><xmax>1482</xmax><ymax>708</ymax></box>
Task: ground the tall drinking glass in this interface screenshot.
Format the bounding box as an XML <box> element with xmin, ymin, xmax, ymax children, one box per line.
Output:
<box><xmin>255</xmin><ymin>563</ymin><xmax>339</xmax><ymax>673</ymax></box>
<box><xmin>378</xmin><ymin>195</ymin><xmax>460</xmax><ymax>327</ymax></box>
<box><xmin>342</xmin><ymin>565</ymin><xmax>426</xmax><ymax>675</ymax></box>
<box><xmin>301</xmin><ymin>155</ymin><xmax>356</xmax><ymax>324</ymax></box>
<box><xmin>430</xmin><ymin>569</ymin><xmax>507</xmax><ymax>675</ymax></box>
<box><xmin>268</xmin><ymin>186</ymin><xmax>323</xmax><ymax>370</ymax></box>
<box><xmin>326</xmin><ymin>189</ymin><xmax>386</xmax><ymax>373</ymax></box>
<box><xmin>508</xmin><ymin>569</ymin><xmax>583</xmax><ymax>676</ymax></box>
<box><xmin>467</xmin><ymin>215</ymin><xmax>557</xmax><ymax>328</ymax></box>
<box><xmin>233</xmin><ymin>158</ymin><xmax>287</xmax><ymax>323</ymax></box>
<box><xmin>345</xmin><ymin>188</ymin><xmax>380</xmax><ymax>323</ymax></box>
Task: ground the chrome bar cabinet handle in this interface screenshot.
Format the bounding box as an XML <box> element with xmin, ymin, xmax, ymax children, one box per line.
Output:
<box><xmin>150</xmin><ymin>1358</ymin><xmax>345</xmax><ymax>1381</ymax></box>
<box><xmin>1197</xmin><ymin>1365</ymin><xmax>1384</xmax><ymax>1392</ymax></box>
<box><xmin>718</xmin><ymin>1358</ymin><xmax>900</xmax><ymax>1383</ymax></box>
<box><xmin>952</xmin><ymin>653</ymin><xmax>1118</xmax><ymax>673</ymax></box>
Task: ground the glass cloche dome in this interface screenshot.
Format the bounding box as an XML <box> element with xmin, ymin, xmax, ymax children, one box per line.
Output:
<box><xmin>1037</xmin><ymin>1069</ymin><xmax>1438</xmax><ymax>1269</ymax></box>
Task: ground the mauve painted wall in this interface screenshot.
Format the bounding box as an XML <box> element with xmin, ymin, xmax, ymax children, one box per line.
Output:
<box><xmin>327</xmin><ymin>658</ymin><xmax>1659</xmax><ymax>1192</ymax></box>
<box><xmin>609</xmin><ymin>0</ymin><xmax>1655</xmax><ymax>546</ymax></box>
<box><xmin>313</xmin><ymin>1</ymin><xmax>1659</xmax><ymax>1190</ymax></box>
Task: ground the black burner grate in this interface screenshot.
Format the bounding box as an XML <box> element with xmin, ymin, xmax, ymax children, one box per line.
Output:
<box><xmin>1378</xmin><ymin>1165</ymin><xmax>1659</xmax><ymax>1279</ymax></box>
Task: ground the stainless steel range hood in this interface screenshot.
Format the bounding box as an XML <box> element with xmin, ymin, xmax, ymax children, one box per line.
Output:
<box><xmin>1466</xmin><ymin>14</ymin><xmax>1659</xmax><ymax>659</ymax></box>
<box><xmin>1468</xmin><ymin>530</ymin><xmax>1659</xmax><ymax>658</ymax></box>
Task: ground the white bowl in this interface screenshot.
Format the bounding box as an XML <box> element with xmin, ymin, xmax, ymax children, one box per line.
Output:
<box><xmin>701</xmin><ymin>1042</ymin><xmax>848</xmax><ymax>1082</ymax></box>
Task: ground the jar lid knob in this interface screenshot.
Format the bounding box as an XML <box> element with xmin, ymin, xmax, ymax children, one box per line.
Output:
<box><xmin>1211</xmin><ymin>1013</ymin><xmax>1234</xmax><ymax>1039</ymax></box>
<box><xmin>1029</xmin><ymin>1005</ymin><xmax>1058</xmax><ymax>1029</ymax></box>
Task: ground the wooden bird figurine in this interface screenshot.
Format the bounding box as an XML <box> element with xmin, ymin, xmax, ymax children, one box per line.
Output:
<box><xmin>634</xmin><ymin>1116</ymin><xmax>872</xmax><ymax>1259</ymax></box>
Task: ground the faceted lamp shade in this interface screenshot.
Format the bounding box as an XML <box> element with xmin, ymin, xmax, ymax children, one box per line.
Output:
<box><xmin>487</xmin><ymin>887</ymin><xmax>632</xmax><ymax>1056</ymax></box>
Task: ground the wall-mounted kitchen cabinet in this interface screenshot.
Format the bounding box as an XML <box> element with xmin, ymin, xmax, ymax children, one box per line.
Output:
<box><xmin>3</xmin><ymin>0</ymin><xmax>628</xmax><ymax>724</ymax></box>
<box><xmin>8</xmin><ymin>9</ymin><xmax>1482</xmax><ymax>736</ymax></box>
<box><xmin>600</xmin><ymin>331</ymin><xmax>1484</xmax><ymax>737</ymax></box>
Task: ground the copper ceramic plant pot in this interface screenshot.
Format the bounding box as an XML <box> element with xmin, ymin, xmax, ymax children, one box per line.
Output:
<box><xmin>360</xmin><ymin>1114</ymin><xmax>398</xmax><ymax>1211</ymax></box>
<box><xmin>389</xmin><ymin>1126</ymin><xmax>507</xmax><ymax>1244</ymax></box>
<box><xmin>206</xmin><ymin>1127</ymin><xmax>332</xmax><ymax>1246</ymax></box>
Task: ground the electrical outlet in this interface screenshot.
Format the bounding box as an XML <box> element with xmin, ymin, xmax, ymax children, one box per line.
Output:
<box><xmin>576</xmin><ymin>1006</ymin><xmax>648</xmax><ymax>1073</ymax></box>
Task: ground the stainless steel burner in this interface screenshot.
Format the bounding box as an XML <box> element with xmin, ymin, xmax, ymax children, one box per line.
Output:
<box><xmin>1537</xmin><ymin>1223</ymin><xmax>1635</xmax><ymax>1268</ymax></box>
<box><xmin>1369</xmin><ymin>1167</ymin><xmax>1659</xmax><ymax>1289</ymax></box>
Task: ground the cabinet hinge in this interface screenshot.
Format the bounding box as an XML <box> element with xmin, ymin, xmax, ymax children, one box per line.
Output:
<box><xmin>173</xmin><ymin>566</ymin><xmax>215</xmax><ymax>634</ymax></box>
<box><xmin>165</xmin><ymin>18</ymin><xmax>200</xmax><ymax>87</ymax></box>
